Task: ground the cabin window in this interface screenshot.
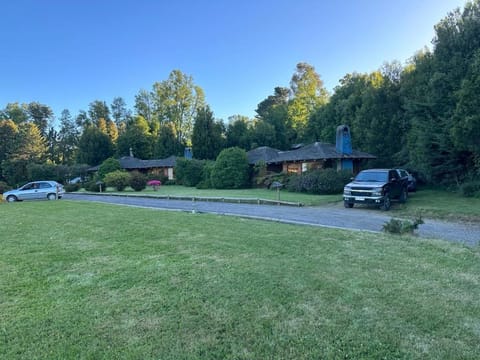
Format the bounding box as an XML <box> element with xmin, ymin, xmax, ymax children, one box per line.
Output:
<box><xmin>287</xmin><ymin>164</ymin><xmax>300</xmax><ymax>174</ymax></box>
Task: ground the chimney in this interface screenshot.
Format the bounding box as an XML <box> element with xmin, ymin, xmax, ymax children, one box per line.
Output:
<box><xmin>336</xmin><ymin>125</ymin><xmax>352</xmax><ymax>155</ymax></box>
<box><xmin>129</xmin><ymin>147</ymin><xmax>134</xmax><ymax>157</ymax></box>
<box><xmin>184</xmin><ymin>147</ymin><xmax>192</xmax><ymax>160</ymax></box>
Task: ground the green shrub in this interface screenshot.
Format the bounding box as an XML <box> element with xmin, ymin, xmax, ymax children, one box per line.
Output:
<box><xmin>383</xmin><ymin>216</ymin><xmax>424</xmax><ymax>235</ymax></box>
<box><xmin>254</xmin><ymin>167</ymin><xmax>290</xmax><ymax>189</ymax></box>
<box><xmin>285</xmin><ymin>173</ymin><xmax>303</xmax><ymax>193</ymax></box>
<box><xmin>211</xmin><ymin>147</ymin><xmax>250</xmax><ymax>189</ymax></box>
<box><xmin>64</xmin><ymin>183</ymin><xmax>81</xmax><ymax>192</ymax></box>
<box><xmin>104</xmin><ymin>170</ymin><xmax>130</xmax><ymax>191</ymax></box>
<box><xmin>84</xmin><ymin>180</ymin><xmax>102</xmax><ymax>192</ymax></box>
<box><xmin>98</xmin><ymin>158</ymin><xmax>121</xmax><ymax>180</ymax></box>
<box><xmin>175</xmin><ymin>158</ymin><xmax>205</xmax><ymax>187</ymax></box>
<box><xmin>196</xmin><ymin>160</ymin><xmax>215</xmax><ymax>189</ymax></box>
<box><xmin>0</xmin><ymin>181</ymin><xmax>11</xmax><ymax>194</ymax></box>
<box><xmin>129</xmin><ymin>171</ymin><xmax>147</xmax><ymax>191</ymax></box>
<box><xmin>27</xmin><ymin>163</ymin><xmax>57</xmax><ymax>181</ymax></box>
<box><xmin>285</xmin><ymin>168</ymin><xmax>351</xmax><ymax>194</ymax></box>
<box><xmin>460</xmin><ymin>181</ymin><xmax>480</xmax><ymax>197</ymax></box>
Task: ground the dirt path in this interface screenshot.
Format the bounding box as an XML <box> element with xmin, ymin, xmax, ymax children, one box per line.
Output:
<box><xmin>64</xmin><ymin>193</ymin><xmax>480</xmax><ymax>247</ymax></box>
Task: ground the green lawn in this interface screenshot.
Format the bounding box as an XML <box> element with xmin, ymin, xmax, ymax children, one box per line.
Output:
<box><xmin>88</xmin><ymin>185</ymin><xmax>480</xmax><ymax>221</ymax></box>
<box><xmin>1</xmin><ymin>200</ymin><xmax>479</xmax><ymax>359</ymax></box>
<box><xmin>397</xmin><ymin>189</ymin><xmax>480</xmax><ymax>222</ymax></box>
<box><xmin>89</xmin><ymin>185</ymin><xmax>342</xmax><ymax>206</ymax></box>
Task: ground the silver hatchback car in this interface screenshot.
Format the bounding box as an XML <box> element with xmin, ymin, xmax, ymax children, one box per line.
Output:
<box><xmin>3</xmin><ymin>181</ymin><xmax>65</xmax><ymax>202</ymax></box>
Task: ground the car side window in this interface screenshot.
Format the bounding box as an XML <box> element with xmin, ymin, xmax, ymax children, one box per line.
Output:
<box><xmin>390</xmin><ymin>170</ymin><xmax>399</xmax><ymax>180</ymax></box>
<box><xmin>38</xmin><ymin>182</ymin><xmax>51</xmax><ymax>189</ymax></box>
<box><xmin>22</xmin><ymin>183</ymin><xmax>33</xmax><ymax>190</ymax></box>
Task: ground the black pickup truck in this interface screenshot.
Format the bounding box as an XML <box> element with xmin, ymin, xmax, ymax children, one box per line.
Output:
<box><xmin>343</xmin><ymin>169</ymin><xmax>408</xmax><ymax>211</ymax></box>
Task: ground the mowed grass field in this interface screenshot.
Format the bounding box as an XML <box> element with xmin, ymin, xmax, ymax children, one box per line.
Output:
<box><xmin>1</xmin><ymin>200</ymin><xmax>479</xmax><ymax>359</ymax></box>
<box><xmin>86</xmin><ymin>185</ymin><xmax>342</xmax><ymax>206</ymax></box>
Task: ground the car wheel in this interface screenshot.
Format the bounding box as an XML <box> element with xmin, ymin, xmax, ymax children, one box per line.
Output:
<box><xmin>47</xmin><ymin>193</ymin><xmax>57</xmax><ymax>200</ymax></box>
<box><xmin>380</xmin><ymin>194</ymin><xmax>391</xmax><ymax>211</ymax></box>
<box><xmin>6</xmin><ymin>195</ymin><xmax>18</xmax><ymax>202</ymax></box>
<box><xmin>399</xmin><ymin>188</ymin><xmax>408</xmax><ymax>203</ymax></box>
<box><xmin>344</xmin><ymin>201</ymin><xmax>354</xmax><ymax>208</ymax></box>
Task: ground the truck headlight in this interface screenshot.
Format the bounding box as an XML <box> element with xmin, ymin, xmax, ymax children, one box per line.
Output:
<box><xmin>344</xmin><ymin>186</ymin><xmax>352</xmax><ymax>195</ymax></box>
<box><xmin>372</xmin><ymin>187</ymin><xmax>383</xmax><ymax>196</ymax></box>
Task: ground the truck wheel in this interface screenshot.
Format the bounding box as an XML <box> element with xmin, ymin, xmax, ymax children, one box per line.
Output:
<box><xmin>344</xmin><ymin>201</ymin><xmax>354</xmax><ymax>208</ymax></box>
<box><xmin>380</xmin><ymin>194</ymin><xmax>391</xmax><ymax>211</ymax></box>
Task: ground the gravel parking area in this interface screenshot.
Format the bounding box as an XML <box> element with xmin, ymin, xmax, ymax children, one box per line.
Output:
<box><xmin>64</xmin><ymin>193</ymin><xmax>480</xmax><ymax>247</ymax></box>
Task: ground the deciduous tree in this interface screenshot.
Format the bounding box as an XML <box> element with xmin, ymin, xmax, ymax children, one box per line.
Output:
<box><xmin>152</xmin><ymin>69</ymin><xmax>205</xmax><ymax>145</ymax></box>
<box><xmin>288</xmin><ymin>63</ymin><xmax>329</xmax><ymax>141</ymax></box>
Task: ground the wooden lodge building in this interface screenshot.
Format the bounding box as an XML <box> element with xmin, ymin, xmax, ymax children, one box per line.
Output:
<box><xmin>247</xmin><ymin>125</ymin><xmax>376</xmax><ymax>175</ymax></box>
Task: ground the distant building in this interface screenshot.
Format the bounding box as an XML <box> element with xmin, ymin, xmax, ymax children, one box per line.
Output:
<box><xmin>89</xmin><ymin>155</ymin><xmax>177</xmax><ymax>180</ymax></box>
<box><xmin>247</xmin><ymin>125</ymin><xmax>375</xmax><ymax>174</ymax></box>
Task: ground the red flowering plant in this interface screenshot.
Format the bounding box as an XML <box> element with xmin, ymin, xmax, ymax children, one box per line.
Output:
<box><xmin>147</xmin><ymin>179</ymin><xmax>162</xmax><ymax>191</ymax></box>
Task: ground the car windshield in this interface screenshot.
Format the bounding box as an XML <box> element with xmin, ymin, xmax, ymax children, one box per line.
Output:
<box><xmin>355</xmin><ymin>171</ymin><xmax>388</xmax><ymax>182</ymax></box>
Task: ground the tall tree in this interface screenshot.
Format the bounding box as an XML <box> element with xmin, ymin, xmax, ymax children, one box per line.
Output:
<box><xmin>106</xmin><ymin>119</ymin><xmax>119</xmax><ymax>144</ymax></box>
<box><xmin>110</xmin><ymin>96</ymin><xmax>131</xmax><ymax>128</ymax></box>
<box><xmin>88</xmin><ymin>100</ymin><xmax>111</xmax><ymax>126</ymax></box>
<box><xmin>0</xmin><ymin>103</ymin><xmax>29</xmax><ymax>124</ymax></box>
<box><xmin>288</xmin><ymin>63</ymin><xmax>329</xmax><ymax>141</ymax></box>
<box><xmin>402</xmin><ymin>0</ymin><xmax>480</xmax><ymax>183</ymax></box>
<box><xmin>255</xmin><ymin>87</ymin><xmax>292</xmax><ymax>149</ymax></box>
<box><xmin>451</xmin><ymin>50</ymin><xmax>480</xmax><ymax>174</ymax></box>
<box><xmin>134</xmin><ymin>89</ymin><xmax>154</xmax><ymax>124</ymax></box>
<box><xmin>256</xmin><ymin>87</ymin><xmax>289</xmax><ymax>119</ymax></box>
<box><xmin>46</xmin><ymin>127</ymin><xmax>60</xmax><ymax>163</ymax></box>
<box><xmin>152</xmin><ymin>69</ymin><xmax>205</xmax><ymax>145</ymax></box>
<box><xmin>0</xmin><ymin>119</ymin><xmax>19</xmax><ymax>181</ymax></box>
<box><xmin>58</xmin><ymin>109</ymin><xmax>79</xmax><ymax>165</ymax></box>
<box><xmin>75</xmin><ymin>110</ymin><xmax>90</xmax><ymax>129</ymax></box>
<box><xmin>77</xmin><ymin>126</ymin><xmax>114</xmax><ymax>166</ymax></box>
<box><xmin>307</xmin><ymin>72</ymin><xmax>369</xmax><ymax>144</ymax></box>
<box><xmin>14</xmin><ymin>122</ymin><xmax>47</xmax><ymax>162</ymax></box>
<box><xmin>191</xmin><ymin>106</ymin><xmax>224</xmax><ymax>160</ymax></box>
<box><xmin>116</xmin><ymin>116</ymin><xmax>154</xmax><ymax>159</ymax></box>
<box><xmin>251</xmin><ymin>120</ymin><xmax>277</xmax><ymax>149</ymax></box>
<box><xmin>26</xmin><ymin>102</ymin><xmax>54</xmax><ymax>136</ymax></box>
<box><xmin>226</xmin><ymin>115</ymin><xmax>252</xmax><ymax>150</ymax></box>
<box><xmin>154</xmin><ymin>123</ymin><xmax>183</xmax><ymax>158</ymax></box>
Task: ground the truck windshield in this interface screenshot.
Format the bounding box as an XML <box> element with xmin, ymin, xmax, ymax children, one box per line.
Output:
<box><xmin>355</xmin><ymin>171</ymin><xmax>388</xmax><ymax>182</ymax></box>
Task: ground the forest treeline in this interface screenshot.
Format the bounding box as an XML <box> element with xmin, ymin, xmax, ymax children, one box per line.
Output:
<box><xmin>1</xmin><ymin>0</ymin><xmax>479</xmax><ymax>187</ymax></box>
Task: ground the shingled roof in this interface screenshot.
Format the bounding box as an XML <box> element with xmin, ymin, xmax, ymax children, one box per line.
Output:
<box><xmin>119</xmin><ymin>155</ymin><xmax>177</xmax><ymax>169</ymax></box>
<box><xmin>88</xmin><ymin>155</ymin><xmax>176</xmax><ymax>172</ymax></box>
<box><xmin>246</xmin><ymin>146</ymin><xmax>281</xmax><ymax>164</ymax></box>
<box><xmin>247</xmin><ymin>142</ymin><xmax>375</xmax><ymax>165</ymax></box>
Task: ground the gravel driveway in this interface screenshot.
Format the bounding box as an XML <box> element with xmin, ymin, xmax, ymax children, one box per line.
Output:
<box><xmin>64</xmin><ymin>193</ymin><xmax>480</xmax><ymax>247</ymax></box>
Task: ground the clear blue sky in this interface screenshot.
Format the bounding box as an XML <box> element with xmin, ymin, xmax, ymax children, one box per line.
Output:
<box><xmin>0</xmin><ymin>0</ymin><xmax>467</xmax><ymax>123</ymax></box>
